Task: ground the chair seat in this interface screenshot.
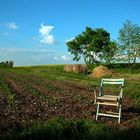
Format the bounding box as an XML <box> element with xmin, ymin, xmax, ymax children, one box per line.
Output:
<box><xmin>97</xmin><ymin>95</ymin><xmax>119</xmax><ymax>101</ymax></box>
<box><xmin>96</xmin><ymin>95</ymin><xmax>120</xmax><ymax>106</ymax></box>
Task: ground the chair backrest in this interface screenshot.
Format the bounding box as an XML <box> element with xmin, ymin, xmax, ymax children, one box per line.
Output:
<box><xmin>100</xmin><ymin>78</ymin><xmax>124</xmax><ymax>96</ymax></box>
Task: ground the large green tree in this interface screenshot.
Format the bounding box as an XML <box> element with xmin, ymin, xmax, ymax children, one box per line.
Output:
<box><xmin>66</xmin><ymin>27</ymin><xmax>117</xmax><ymax>66</ymax></box>
<box><xmin>118</xmin><ymin>20</ymin><xmax>140</xmax><ymax>70</ymax></box>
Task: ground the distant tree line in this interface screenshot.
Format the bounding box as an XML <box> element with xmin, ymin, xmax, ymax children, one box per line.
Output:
<box><xmin>66</xmin><ymin>20</ymin><xmax>140</xmax><ymax>72</ymax></box>
<box><xmin>0</xmin><ymin>61</ymin><xmax>14</xmax><ymax>68</ymax></box>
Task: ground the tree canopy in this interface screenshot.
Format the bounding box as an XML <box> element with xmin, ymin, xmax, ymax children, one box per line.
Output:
<box><xmin>66</xmin><ymin>27</ymin><xmax>117</xmax><ymax>67</ymax></box>
<box><xmin>118</xmin><ymin>20</ymin><xmax>140</xmax><ymax>70</ymax></box>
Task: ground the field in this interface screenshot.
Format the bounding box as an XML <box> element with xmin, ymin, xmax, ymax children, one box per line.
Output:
<box><xmin>0</xmin><ymin>65</ymin><xmax>140</xmax><ymax>140</ymax></box>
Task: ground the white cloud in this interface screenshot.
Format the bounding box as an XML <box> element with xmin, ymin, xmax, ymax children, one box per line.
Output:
<box><xmin>53</xmin><ymin>56</ymin><xmax>58</xmax><ymax>60</ymax></box>
<box><xmin>65</xmin><ymin>37</ymin><xmax>74</xmax><ymax>43</ymax></box>
<box><xmin>62</xmin><ymin>55</ymin><xmax>70</xmax><ymax>60</ymax></box>
<box><xmin>39</xmin><ymin>22</ymin><xmax>55</xmax><ymax>45</ymax></box>
<box><xmin>5</xmin><ymin>22</ymin><xmax>19</xmax><ymax>29</ymax></box>
<box><xmin>40</xmin><ymin>35</ymin><xmax>55</xmax><ymax>44</ymax></box>
<box><xmin>0</xmin><ymin>46</ymin><xmax>86</xmax><ymax>66</ymax></box>
<box><xmin>0</xmin><ymin>47</ymin><xmax>55</xmax><ymax>66</ymax></box>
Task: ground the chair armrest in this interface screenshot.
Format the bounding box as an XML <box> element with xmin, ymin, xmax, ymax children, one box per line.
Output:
<box><xmin>91</xmin><ymin>85</ymin><xmax>100</xmax><ymax>104</ymax></box>
<box><xmin>119</xmin><ymin>86</ymin><xmax>124</xmax><ymax>104</ymax></box>
<box><xmin>91</xmin><ymin>85</ymin><xmax>99</xmax><ymax>104</ymax></box>
<box><xmin>93</xmin><ymin>88</ymin><xmax>97</xmax><ymax>104</ymax></box>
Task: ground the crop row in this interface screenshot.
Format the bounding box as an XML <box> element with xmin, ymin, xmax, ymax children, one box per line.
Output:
<box><xmin>0</xmin><ymin>69</ymin><xmax>94</xmax><ymax>108</ymax></box>
<box><xmin>1</xmin><ymin>72</ymin><xmax>68</xmax><ymax>108</ymax></box>
<box><xmin>0</xmin><ymin>72</ymin><xmax>17</xmax><ymax>107</ymax></box>
<box><xmin>24</xmin><ymin>74</ymin><xmax>95</xmax><ymax>104</ymax></box>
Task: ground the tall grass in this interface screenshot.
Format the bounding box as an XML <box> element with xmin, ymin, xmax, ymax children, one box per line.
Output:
<box><xmin>3</xmin><ymin>117</ymin><xmax>140</xmax><ymax>140</ymax></box>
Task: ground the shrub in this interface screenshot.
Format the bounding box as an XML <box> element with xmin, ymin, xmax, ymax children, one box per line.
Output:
<box><xmin>0</xmin><ymin>61</ymin><xmax>14</xmax><ymax>68</ymax></box>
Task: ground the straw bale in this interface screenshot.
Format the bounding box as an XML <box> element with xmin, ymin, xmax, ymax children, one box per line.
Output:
<box><xmin>64</xmin><ymin>64</ymin><xmax>88</xmax><ymax>73</ymax></box>
<box><xmin>63</xmin><ymin>65</ymin><xmax>73</xmax><ymax>72</ymax></box>
<box><xmin>91</xmin><ymin>65</ymin><xmax>113</xmax><ymax>78</ymax></box>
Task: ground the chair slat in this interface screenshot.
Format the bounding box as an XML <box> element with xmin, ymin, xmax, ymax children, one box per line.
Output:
<box><xmin>102</xmin><ymin>78</ymin><xmax>124</xmax><ymax>85</ymax></box>
<box><xmin>97</xmin><ymin>95</ymin><xmax>119</xmax><ymax>101</ymax></box>
<box><xmin>96</xmin><ymin>101</ymin><xmax>118</xmax><ymax>106</ymax></box>
<box><xmin>103</xmin><ymin>81</ymin><xmax>123</xmax><ymax>85</ymax></box>
<box><xmin>102</xmin><ymin>78</ymin><xmax>124</xmax><ymax>81</ymax></box>
<box><xmin>98</xmin><ymin>113</ymin><xmax>119</xmax><ymax>118</ymax></box>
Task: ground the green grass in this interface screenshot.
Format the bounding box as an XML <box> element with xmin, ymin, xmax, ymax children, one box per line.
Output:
<box><xmin>3</xmin><ymin>117</ymin><xmax>140</xmax><ymax>140</ymax></box>
<box><xmin>13</xmin><ymin>65</ymin><xmax>100</xmax><ymax>87</ymax></box>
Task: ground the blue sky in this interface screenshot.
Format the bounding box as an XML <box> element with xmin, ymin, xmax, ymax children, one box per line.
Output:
<box><xmin>0</xmin><ymin>0</ymin><xmax>140</xmax><ymax>66</ymax></box>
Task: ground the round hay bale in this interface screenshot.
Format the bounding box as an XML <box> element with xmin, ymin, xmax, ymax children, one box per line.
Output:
<box><xmin>91</xmin><ymin>65</ymin><xmax>113</xmax><ymax>78</ymax></box>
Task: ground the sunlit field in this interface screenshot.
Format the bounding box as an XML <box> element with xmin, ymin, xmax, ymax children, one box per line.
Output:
<box><xmin>0</xmin><ymin>65</ymin><xmax>140</xmax><ymax>140</ymax></box>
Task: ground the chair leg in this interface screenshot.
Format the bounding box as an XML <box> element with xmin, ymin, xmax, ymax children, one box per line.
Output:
<box><xmin>96</xmin><ymin>104</ymin><xmax>100</xmax><ymax>121</ymax></box>
<box><xmin>118</xmin><ymin>104</ymin><xmax>122</xmax><ymax>124</ymax></box>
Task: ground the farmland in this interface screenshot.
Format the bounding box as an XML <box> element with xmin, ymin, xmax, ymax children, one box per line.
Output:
<box><xmin>0</xmin><ymin>65</ymin><xmax>140</xmax><ymax>140</ymax></box>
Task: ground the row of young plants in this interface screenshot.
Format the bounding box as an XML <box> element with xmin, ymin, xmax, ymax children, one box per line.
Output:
<box><xmin>4</xmin><ymin>69</ymin><xmax>94</xmax><ymax>105</ymax></box>
<box><xmin>0</xmin><ymin>70</ymin><xmax>95</xmax><ymax>127</ymax></box>
<box><xmin>5</xmin><ymin>70</ymin><xmax>64</xmax><ymax>94</ymax></box>
<box><xmin>4</xmin><ymin>72</ymin><xmax>59</xmax><ymax>106</ymax></box>
<box><xmin>0</xmin><ymin>72</ymin><xmax>16</xmax><ymax>107</ymax></box>
<box><xmin>2</xmin><ymin>70</ymin><xmax>77</xmax><ymax>109</ymax></box>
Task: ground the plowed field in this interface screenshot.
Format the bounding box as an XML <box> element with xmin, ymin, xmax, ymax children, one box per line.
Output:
<box><xmin>0</xmin><ymin>66</ymin><xmax>140</xmax><ymax>138</ymax></box>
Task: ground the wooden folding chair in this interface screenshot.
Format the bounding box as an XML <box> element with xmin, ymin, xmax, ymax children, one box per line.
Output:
<box><xmin>94</xmin><ymin>78</ymin><xmax>124</xmax><ymax>124</ymax></box>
